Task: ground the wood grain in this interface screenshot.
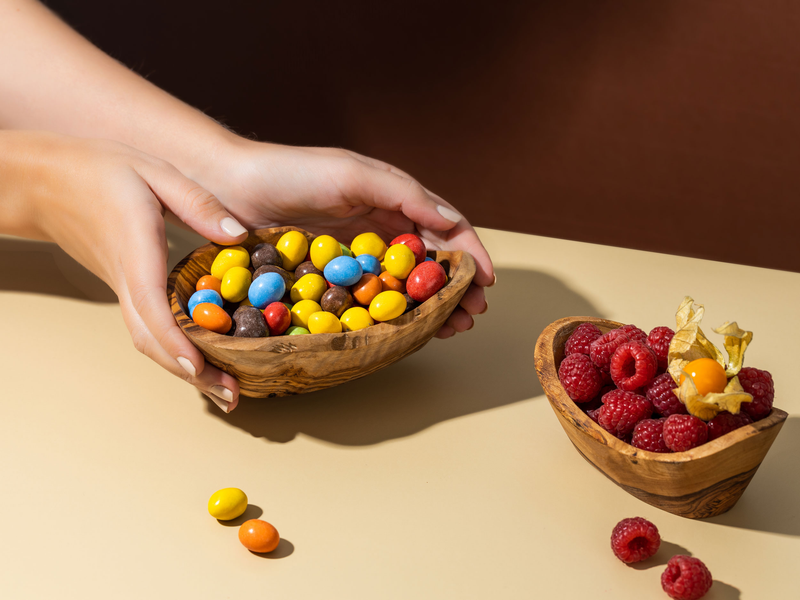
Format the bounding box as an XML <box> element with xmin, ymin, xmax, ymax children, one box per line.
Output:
<box><xmin>534</xmin><ymin>316</ymin><xmax>787</xmax><ymax>519</ymax></box>
<box><xmin>167</xmin><ymin>227</ymin><xmax>476</xmax><ymax>398</ymax></box>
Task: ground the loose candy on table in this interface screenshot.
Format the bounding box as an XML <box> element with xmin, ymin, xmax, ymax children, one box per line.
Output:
<box><xmin>355</xmin><ymin>254</ymin><xmax>382</xmax><ymax>276</ymax></box>
<box><xmin>308</xmin><ymin>311</ymin><xmax>343</xmax><ymax>334</ymax></box>
<box><xmin>369</xmin><ymin>290</ymin><xmax>407</xmax><ymax>322</ymax></box>
<box><xmin>290</xmin><ymin>299</ymin><xmax>322</xmax><ymax>329</ymax></box>
<box><xmin>238</xmin><ymin>519</ymin><xmax>280</xmax><ymax>553</ymax></box>
<box><xmin>248</xmin><ymin>272</ymin><xmax>286</xmax><ymax>309</ymax></box>
<box><xmin>389</xmin><ymin>233</ymin><xmax>426</xmax><ymax>265</ymax></box>
<box><xmin>406</xmin><ymin>260</ymin><xmax>447</xmax><ymax>303</ymax></box>
<box><xmin>383</xmin><ymin>244</ymin><xmax>416</xmax><ymax>279</ymax></box>
<box><xmin>294</xmin><ymin>261</ymin><xmax>324</xmax><ymax>280</ymax></box>
<box><xmin>250</xmin><ymin>243</ymin><xmax>283</xmax><ymax>270</ymax></box>
<box><xmin>221</xmin><ymin>266</ymin><xmax>252</xmax><ymax>303</ymax></box>
<box><xmin>324</xmin><ymin>255</ymin><xmax>363</xmax><ymax>287</ymax></box>
<box><xmin>208</xmin><ymin>487</ymin><xmax>248</xmax><ymax>521</ymax></box>
<box><xmin>350</xmin><ymin>232</ymin><xmax>387</xmax><ymax>260</ymax></box>
<box><xmin>290</xmin><ymin>273</ymin><xmax>327</xmax><ymax>304</ymax></box>
<box><xmin>188</xmin><ymin>289</ymin><xmax>223</xmax><ymax>319</ymax></box>
<box><xmin>310</xmin><ymin>235</ymin><xmax>342</xmax><ymax>270</ymax></box>
<box><xmin>340</xmin><ymin>306</ymin><xmax>374</xmax><ymax>332</ymax></box>
<box><xmin>351</xmin><ymin>273</ymin><xmax>382</xmax><ymax>306</ymax></box>
<box><xmin>285</xmin><ymin>325</ymin><xmax>310</xmax><ymax>335</ymax></box>
<box><xmin>210</xmin><ymin>246</ymin><xmax>250</xmax><ymax>281</ymax></box>
<box><xmin>233</xmin><ymin>306</ymin><xmax>268</xmax><ymax>338</ymax></box>
<box><xmin>263</xmin><ymin>302</ymin><xmax>292</xmax><ymax>336</ymax></box>
<box><xmin>276</xmin><ymin>230</ymin><xmax>309</xmax><ymax>271</ymax></box>
<box><xmin>196</xmin><ymin>275</ymin><xmax>222</xmax><ymax>294</ymax></box>
<box><xmin>253</xmin><ymin>264</ymin><xmax>295</xmax><ymax>289</ymax></box>
<box><xmin>378</xmin><ymin>270</ymin><xmax>406</xmax><ymax>294</ymax></box>
<box><xmin>193</xmin><ymin>303</ymin><xmax>233</xmax><ymax>334</ymax></box>
<box><xmin>320</xmin><ymin>286</ymin><xmax>354</xmax><ymax>317</ymax></box>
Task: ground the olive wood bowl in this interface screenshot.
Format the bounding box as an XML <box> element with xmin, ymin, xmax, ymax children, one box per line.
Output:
<box><xmin>167</xmin><ymin>226</ymin><xmax>476</xmax><ymax>398</ymax></box>
<box><xmin>534</xmin><ymin>316</ymin><xmax>787</xmax><ymax>519</ymax></box>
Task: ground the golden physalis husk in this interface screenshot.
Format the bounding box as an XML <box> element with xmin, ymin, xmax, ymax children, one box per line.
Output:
<box><xmin>667</xmin><ymin>296</ymin><xmax>753</xmax><ymax>420</ymax></box>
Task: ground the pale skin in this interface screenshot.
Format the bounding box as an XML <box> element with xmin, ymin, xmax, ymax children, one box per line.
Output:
<box><xmin>0</xmin><ymin>0</ymin><xmax>495</xmax><ymax>412</ymax></box>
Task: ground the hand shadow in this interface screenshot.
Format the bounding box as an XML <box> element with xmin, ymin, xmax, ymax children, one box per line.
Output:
<box><xmin>205</xmin><ymin>266</ymin><xmax>603</xmax><ymax>446</ymax></box>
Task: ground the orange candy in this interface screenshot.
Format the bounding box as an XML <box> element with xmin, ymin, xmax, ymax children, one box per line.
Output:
<box><xmin>196</xmin><ymin>275</ymin><xmax>222</xmax><ymax>295</ymax></box>
<box><xmin>679</xmin><ymin>358</ymin><xmax>728</xmax><ymax>395</ymax></box>
<box><xmin>192</xmin><ymin>303</ymin><xmax>232</xmax><ymax>334</ymax></box>
<box><xmin>379</xmin><ymin>270</ymin><xmax>406</xmax><ymax>294</ymax></box>
<box><xmin>238</xmin><ymin>519</ymin><xmax>280</xmax><ymax>553</ymax></box>
<box><xmin>352</xmin><ymin>273</ymin><xmax>382</xmax><ymax>306</ymax></box>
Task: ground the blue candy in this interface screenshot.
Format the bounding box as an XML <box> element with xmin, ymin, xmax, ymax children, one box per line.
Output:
<box><xmin>188</xmin><ymin>289</ymin><xmax>222</xmax><ymax>319</ymax></box>
<box><xmin>355</xmin><ymin>254</ymin><xmax>381</xmax><ymax>276</ymax></box>
<box><xmin>424</xmin><ymin>257</ymin><xmax>435</xmax><ymax>262</ymax></box>
<box><xmin>248</xmin><ymin>272</ymin><xmax>286</xmax><ymax>309</ymax></box>
<box><xmin>324</xmin><ymin>256</ymin><xmax>363</xmax><ymax>286</ymax></box>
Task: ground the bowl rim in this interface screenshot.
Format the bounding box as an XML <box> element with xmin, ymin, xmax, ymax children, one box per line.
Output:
<box><xmin>535</xmin><ymin>315</ymin><xmax>788</xmax><ymax>464</ymax></box>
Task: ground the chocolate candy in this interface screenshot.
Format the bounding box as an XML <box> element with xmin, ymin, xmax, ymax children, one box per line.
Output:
<box><xmin>403</xmin><ymin>293</ymin><xmax>419</xmax><ymax>314</ymax></box>
<box><xmin>383</xmin><ymin>244</ymin><xmax>416</xmax><ymax>279</ymax></box>
<box><xmin>310</xmin><ymin>235</ymin><xmax>342</xmax><ymax>270</ymax></box>
<box><xmin>294</xmin><ymin>261</ymin><xmax>324</xmax><ymax>280</ymax></box>
<box><xmin>290</xmin><ymin>273</ymin><xmax>327</xmax><ymax>304</ymax></box>
<box><xmin>250</xmin><ymin>242</ymin><xmax>283</xmax><ymax>269</ymax></box>
<box><xmin>210</xmin><ymin>246</ymin><xmax>249</xmax><ymax>281</ymax></box>
<box><xmin>276</xmin><ymin>231</ymin><xmax>309</xmax><ymax>271</ymax></box>
<box><xmin>249</xmin><ymin>272</ymin><xmax>286</xmax><ymax>309</ymax></box>
<box><xmin>221</xmin><ymin>266</ymin><xmax>252</xmax><ymax>303</ymax></box>
<box><xmin>193</xmin><ymin>303</ymin><xmax>232</xmax><ymax>333</ymax></box>
<box><xmin>369</xmin><ymin>290</ymin><xmax>406</xmax><ymax>322</ymax></box>
<box><xmin>350</xmin><ymin>232</ymin><xmax>387</xmax><ymax>260</ymax></box>
<box><xmin>232</xmin><ymin>306</ymin><xmax>268</xmax><ymax>338</ymax></box>
<box><xmin>188</xmin><ymin>289</ymin><xmax>223</xmax><ymax>319</ymax></box>
<box><xmin>351</xmin><ymin>273</ymin><xmax>382</xmax><ymax>306</ymax></box>
<box><xmin>406</xmin><ymin>261</ymin><xmax>447</xmax><ymax>302</ymax></box>
<box><xmin>308</xmin><ymin>311</ymin><xmax>343</xmax><ymax>334</ymax></box>
<box><xmin>253</xmin><ymin>264</ymin><xmax>295</xmax><ymax>289</ymax></box>
<box><xmin>324</xmin><ymin>256</ymin><xmax>363</xmax><ymax>286</ymax></box>
<box><xmin>320</xmin><ymin>286</ymin><xmax>353</xmax><ymax>317</ymax></box>
<box><xmin>355</xmin><ymin>254</ymin><xmax>381</xmax><ymax>276</ymax></box>
<box><xmin>390</xmin><ymin>233</ymin><xmax>426</xmax><ymax>265</ymax></box>
<box><xmin>340</xmin><ymin>307</ymin><xmax>374</xmax><ymax>331</ymax></box>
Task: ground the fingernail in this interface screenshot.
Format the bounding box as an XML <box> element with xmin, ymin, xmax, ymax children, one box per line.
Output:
<box><xmin>211</xmin><ymin>385</ymin><xmax>234</xmax><ymax>403</ymax></box>
<box><xmin>488</xmin><ymin>274</ymin><xmax>497</xmax><ymax>287</ymax></box>
<box><xmin>208</xmin><ymin>393</ymin><xmax>230</xmax><ymax>413</ymax></box>
<box><xmin>436</xmin><ymin>205</ymin><xmax>463</xmax><ymax>224</ymax></box>
<box><xmin>220</xmin><ymin>217</ymin><xmax>248</xmax><ymax>238</ymax></box>
<box><xmin>479</xmin><ymin>300</ymin><xmax>488</xmax><ymax>315</ymax></box>
<box><xmin>177</xmin><ymin>356</ymin><xmax>196</xmax><ymax>377</ymax></box>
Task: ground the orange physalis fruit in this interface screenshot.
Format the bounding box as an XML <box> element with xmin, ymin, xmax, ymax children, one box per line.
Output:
<box><xmin>680</xmin><ymin>358</ymin><xmax>728</xmax><ymax>396</ymax></box>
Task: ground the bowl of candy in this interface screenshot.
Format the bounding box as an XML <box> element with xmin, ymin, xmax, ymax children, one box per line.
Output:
<box><xmin>167</xmin><ymin>226</ymin><xmax>476</xmax><ymax>397</ymax></box>
<box><xmin>534</xmin><ymin>298</ymin><xmax>787</xmax><ymax>519</ymax></box>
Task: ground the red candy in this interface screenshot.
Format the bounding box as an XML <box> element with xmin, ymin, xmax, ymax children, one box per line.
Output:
<box><xmin>389</xmin><ymin>233</ymin><xmax>426</xmax><ymax>266</ymax></box>
<box><xmin>263</xmin><ymin>302</ymin><xmax>292</xmax><ymax>336</ymax></box>
<box><xmin>406</xmin><ymin>261</ymin><xmax>447</xmax><ymax>302</ymax></box>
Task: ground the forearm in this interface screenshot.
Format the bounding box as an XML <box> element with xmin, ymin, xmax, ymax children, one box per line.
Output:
<box><xmin>0</xmin><ymin>131</ymin><xmax>49</xmax><ymax>240</ymax></box>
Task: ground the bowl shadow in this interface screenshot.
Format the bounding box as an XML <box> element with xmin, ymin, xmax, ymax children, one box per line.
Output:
<box><xmin>205</xmin><ymin>266</ymin><xmax>603</xmax><ymax>446</ymax></box>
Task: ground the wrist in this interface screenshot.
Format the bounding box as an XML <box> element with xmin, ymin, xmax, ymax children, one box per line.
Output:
<box><xmin>0</xmin><ymin>131</ymin><xmax>52</xmax><ymax>240</ymax></box>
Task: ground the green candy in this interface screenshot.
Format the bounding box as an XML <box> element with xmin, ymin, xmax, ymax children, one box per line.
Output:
<box><xmin>285</xmin><ymin>325</ymin><xmax>310</xmax><ymax>336</ymax></box>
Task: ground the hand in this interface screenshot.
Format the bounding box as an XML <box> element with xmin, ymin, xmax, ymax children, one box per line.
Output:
<box><xmin>203</xmin><ymin>139</ymin><xmax>495</xmax><ymax>337</ymax></box>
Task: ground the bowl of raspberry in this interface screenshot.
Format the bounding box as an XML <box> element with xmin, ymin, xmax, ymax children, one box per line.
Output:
<box><xmin>534</xmin><ymin>316</ymin><xmax>787</xmax><ymax>519</ymax></box>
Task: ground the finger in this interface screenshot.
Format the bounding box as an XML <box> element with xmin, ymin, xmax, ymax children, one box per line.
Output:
<box><xmin>419</xmin><ymin>221</ymin><xmax>495</xmax><ymax>288</ymax></box>
<box><xmin>444</xmin><ymin>307</ymin><xmax>474</xmax><ymax>333</ymax></box>
<box><xmin>435</xmin><ymin>324</ymin><xmax>456</xmax><ymax>339</ymax></box>
<box><xmin>458</xmin><ymin>284</ymin><xmax>488</xmax><ymax>316</ymax></box>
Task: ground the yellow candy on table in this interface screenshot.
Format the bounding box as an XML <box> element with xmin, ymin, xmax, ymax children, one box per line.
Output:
<box><xmin>208</xmin><ymin>487</ymin><xmax>248</xmax><ymax>521</ymax></box>
<box><xmin>291</xmin><ymin>299</ymin><xmax>322</xmax><ymax>329</ymax></box>
<box><xmin>369</xmin><ymin>290</ymin><xmax>406</xmax><ymax>322</ymax></box>
<box><xmin>276</xmin><ymin>230</ymin><xmax>309</xmax><ymax>271</ymax></box>
<box><xmin>210</xmin><ymin>246</ymin><xmax>249</xmax><ymax>281</ymax></box>
<box><xmin>310</xmin><ymin>235</ymin><xmax>342</xmax><ymax>270</ymax></box>
<box><xmin>221</xmin><ymin>266</ymin><xmax>252</xmax><ymax>303</ymax></box>
<box><xmin>340</xmin><ymin>307</ymin><xmax>374</xmax><ymax>332</ymax></box>
<box><xmin>290</xmin><ymin>273</ymin><xmax>327</xmax><ymax>304</ymax></box>
<box><xmin>308</xmin><ymin>311</ymin><xmax>343</xmax><ymax>334</ymax></box>
<box><xmin>383</xmin><ymin>244</ymin><xmax>415</xmax><ymax>279</ymax></box>
<box><xmin>350</xmin><ymin>232</ymin><xmax>387</xmax><ymax>260</ymax></box>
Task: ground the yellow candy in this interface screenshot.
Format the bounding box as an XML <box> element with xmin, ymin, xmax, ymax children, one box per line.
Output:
<box><xmin>383</xmin><ymin>244</ymin><xmax>415</xmax><ymax>279</ymax></box>
<box><xmin>369</xmin><ymin>290</ymin><xmax>406</xmax><ymax>322</ymax></box>
<box><xmin>340</xmin><ymin>307</ymin><xmax>374</xmax><ymax>332</ymax></box>
<box><xmin>350</xmin><ymin>232</ymin><xmax>387</xmax><ymax>260</ymax></box>
<box><xmin>310</xmin><ymin>235</ymin><xmax>342</xmax><ymax>270</ymax></box>
<box><xmin>308</xmin><ymin>311</ymin><xmax>343</xmax><ymax>334</ymax></box>
<box><xmin>221</xmin><ymin>266</ymin><xmax>252</xmax><ymax>303</ymax></box>
<box><xmin>290</xmin><ymin>299</ymin><xmax>322</xmax><ymax>329</ymax></box>
<box><xmin>290</xmin><ymin>273</ymin><xmax>327</xmax><ymax>303</ymax></box>
<box><xmin>210</xmin><ymin>246</ymin><xmax>249</xmax><ymax>281</ymax></box>
<box><xmin>276</xmin><ymin>231</ymin><xmax>309</xmax><ymax>271</ymax></box>
<box><xmin>208</xmin><ymin>487</ymin><xmax>248</xmax><ymax>521</ymax></box>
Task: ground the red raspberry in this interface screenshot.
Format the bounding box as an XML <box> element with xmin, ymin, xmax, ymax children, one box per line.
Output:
<box><xmin>610</xmin><ymin>341</ymin><xmax>658</xmax><ymax>391</ymax></box>
<box><xmin>590</xmin><ymin>325</ymin><xmax>646</xmax><ymax>372</ymax></box>
<box><xmin>619</xmin><ymin>323</ymin><xmax>648</xmax><ymax>342</ymax></box>
<box><xmin>558</xmin><ymin>354</ymin><xmax>602</xmax><ymax>402</ymax></box>
<box><xmin>662</xmin><ymin>415</ymin><xmax>708</xmax><ymax>452</ymax></box>
<box><xmin>707</xmin><ymin>411</ymin><xmax>753</xmax><ymax>441</ymax></box>
<box><xmin>737</xmin><ymin>367</ymin><xmax>774</xmax><ymax>421</ymax></box>
<box><xmin>598</xmin><ymin>390</ymin><xmax>653</xmax><ymax>438</ymax></box>
<box><xmin>645</xmin><ymin>372</ymin><xmax>687</xmax><ymax>417</ymax></box>
<box><xmin>586</xmin><ymin>408</ymin><xmax>601</xmax><ymax>424</ymax></box>
<box><xmin>647</xmin><ymin>326</ymin><xmax>675</xmax><ymax>372</ymax></box>
<box><xmin>565</xmin><ymin>322</ymin><xmax>603</xmax><ymax>356</ymax></box>
<box><xmin>661</xmin><ymin>555</ymin><xmax>713</xmax><ymax>600</ymax></box>
<box><xmin>631</xmin><ymin>418</ymin><xmax>671</xmax><ymax>453</ymax></box>
<box><xmin>610</xmin><ymin>517</ymin><xmax>661</xmax><ymax>563</ymax></box>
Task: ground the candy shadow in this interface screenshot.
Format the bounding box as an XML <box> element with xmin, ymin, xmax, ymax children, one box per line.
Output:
<box><xmin>628</xmin><ymin>540</ymin><xmax>691</xmax><ymax>571</ymax></box>
<box><xmin>250</xmin><ymin>538</ymin><xmax>294</xmax><ymax>559</ymax></box>
<box><xmin>216</xmin><ymin>504</ymin><xmax>263</xmax><ymax>527</ymax></box>
<box><xmin>704</xmin><ymin>416</ymin><xmax>800</xmax><ymax>537</ymax></box>
<box><xmin>205</xmin><ymin>267</ymin><xmax>603</xmax><ymax>446</ymax></box>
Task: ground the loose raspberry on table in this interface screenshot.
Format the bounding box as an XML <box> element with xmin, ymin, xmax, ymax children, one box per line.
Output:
<box><xmin>645</xmin><ymin>372</ymin><xmax>687</xmax><ymax>417</ymax></box>
<box><xmin>610</xmin><ymin>517</ymin><xmax>661</xmax><ymax>563</ymax></box>
<box><xmin>565</xmin><ymin>322</ymin><xmax>603</xmax><ymax>357</ymax></box>
<box><xmin>661</xmin><ymin>555</ymin><xmax>713</xmax><ymax>600</ymax></box>
<box><xmin>737</xmin><ymin>367</ymin><xmax>775</xmax><ymax>421</ymax></box>
<box><xmin>662</xmin><ymin>415</ymin><xmax>708</xmax><ymax>452</ymax></box>
<box><xmin>558</xmin><ymin>354</ymin><xmax>602</xmax><ymax>402</ymax></box>
<box><xmin>647</xmin><ymin>326</ymin><xmax>675</xmax><ymax>372</ymax></box>
<box><xmin>597</xmin><ymin>390</ymin><xmax>653</xmax><ymax>438</ymax></box>
<box><xmin>610</xmin><ymin>341</ymin><xmax>658</xmax><ymax>391</ymax></box>
<box><xmin>631</xmin><ymin>418</ymin><xmax>671</xmax><ymax>453</ymax></box>
<box><xmin>590</xmin><ymin>325</ymin><xmax>647</xmax><ymax>372</ymax></box>
<box><xmin>707</xmin><ymin>411</ymin><xmax>753</xmax><ymax>441</ymax></box>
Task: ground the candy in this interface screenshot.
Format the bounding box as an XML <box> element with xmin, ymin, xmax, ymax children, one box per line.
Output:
<box><xmin>290</xmin><ymin>273</ymin><xmax>327</xmax><ymax>304</ymax></box>
<box><xmin>390</xmin><ymin>233</ymin><xmax>426</xmax><ymax>265</ymax></box>
<box><xmin>294</xmin><ymin>261</ymin><xmax>324</xmax><ymax>280</ymax></box>
<box><xmin>351</xmin><ymin>273</ymin><xmax>382</xmax><ymax>306</ymax></box>
<box><xmin>378</xmin><ymin>270</ymin><xmax>406</xmax><ymax>294</ymax></box>
<box><xmin>188</xmin><ymin>289</ymin><xmax>222</xmax><ymax>319</ymax></box>
<box><xmin>406</xmin><ymin>261</ymin><xmax>447</xmax><ymax>302</ymax></box>
<box><xmin>193</xmin><ymin>303</ymin><xmax>232</xmax><ymax>333</ymax></box>
<box><xmin>210</xmin><ymin>246</ymin><xmax>249</xmax><ymax>280</ymax></box>
<box><xmin>308</xmin><ymin>311</ymin><xmax>343</xmax><ymax>334</ymax></box>
<box><xmin>253</xmin><ymin>264</ymin><xmax>295</xmax><ymax>289</ymax></box>
<box><xmin>233</xmin><ymin>306</ymin><xmax>268</xmax><ymax>338</ymax></box>
<box><xmin>276</xmin><ymin>231</ymin><xmax>309</xmax><ymax>271</ymax></box>
<box><xmin>263</xmin><ymin>302</ymin><xmax>292</xmax><ymax>336</ymax></box>
<box><xmin>350</xmin><ymin>232</ymin><xmax>387</xmax><ymax>259</ymax></box>
<box><xmin>248</xmin><ymin>272</ymin><xmax>286</xmax><ymax>309</ymax></box>
<box><xmin>403</xmin><ymin>292</ymin><xmax>419</xmax><ymax>314</ymax></box>
<box><xmin>324</xmin><ymin>256</ymin><xmax>363</xmax><ymax>287</ymax></box>
<box><xmin>340</xmin><ymin>307</ymin><xmax>374</xmax><ymax>331</ymax></box>
<box><xmin>238</xmin><ymin>519</ymin><xmax>280</xmax><ymax>553</ymax></box>
<box><xmin>208</xmin><ymin>487</ymin><xmax>248</xmax><ymax>521</ymax></box>
<box><xmin>383</xmin><ymin>244</ymin><xmax>416</xmax><ymax>279</ymax></box>
<box><xmin>339</xmin><ymin>242</ymin><xmax>354</xmax><ymax>258</ymax></box>
<box><xmin>355</xmin><ymin>254</ymin><xmax>382</xmax><ymax>276</ymax></box>
<box><xmin>196</xmin><ymin>275</ymin><xmax>222</xmax><ymax>295</ymax></box>
<box><xmin>320</xmin><ymin>286</ymin><xmax>354</xmax><ymax>317</ymax></box>
<box><xmin>286</xmin><ymin>325</ymin><xmax>310</xmax><ymax>335</ymax></box>
<box><xmin>369</xmin><ymin>290</ymin><xmax>406</xmax><ymax>322</ymax></box>
<box><xmin>251</xmin><ymin>242</ymin><xmax>283</xmax><ymax>269</ymax></box>
<box><xmin>220</xmin><ymin>266</ymin><xmax>252</xmax><ymax>303</ymax></box>
<box><xmin>310</xmin><ymin>235</ymin><xmax>342</xmax><ymax>270</ymax></box>
<box><xmin>290</xmin><ymin>299</ymin><xmax>322</xmax><ymax>329</ymax></box>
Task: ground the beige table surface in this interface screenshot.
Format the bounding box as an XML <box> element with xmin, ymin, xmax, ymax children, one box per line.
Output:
<box><xmin>1</xmin><ymin>226</ymin><xmax>797</xmax><ymax>599</ymax></box>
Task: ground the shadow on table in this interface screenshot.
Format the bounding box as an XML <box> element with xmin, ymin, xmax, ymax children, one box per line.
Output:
<box><xmin>206</xmin><ymin>266</ymin><xmax>603</xmax><ymax>446</ymax></box>
<box><xmin>705</xmin><ymin>416</ymin><xmax>800</xmax><ymax>537</ymax></box>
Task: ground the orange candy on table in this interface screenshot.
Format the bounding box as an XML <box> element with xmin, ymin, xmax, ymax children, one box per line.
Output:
<box><xmin>680</xmin><ymin>358</ymin><xmax>728</xmax><ymax>395</ymax></box>
<box><xmin>196</xmin><ymin>275</ymin><xmax>222</xmax><ymax>295</ymax></box>
<box><xmin>238</xmin><ymin>519</ymin><xmax>280</xmax><ymax>553</ymax></box>
<box><xmin>352</xmin><ymin>273</ymin><xmax>382</xmax><ymax>306</ymax></box>
<box><xmin>192</xmin><ymin>303</ymin><xmax>232</xmax><ymax>334</ymax></box>
<box><xmin>378</xmin><ymin>270</ymin><xmax>406</xmax><ymax>294</ymax></box>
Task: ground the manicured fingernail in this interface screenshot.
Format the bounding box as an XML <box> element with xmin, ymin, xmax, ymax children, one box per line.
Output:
<box><xmin>177</xmin><ymin>356</ymin><xmax>196</xmax><ymax>377</ymax></box>
<box><xmin>209</xmin><ymin>393</ymin><xmax>230</xmax><ymax>413</ymax></box>
<box><xmin>211</xmin><ymin>385</ymin><xmax>234</xmax><ymax>403</ymax></box>
<box><xmin>436</xmin><ymin>205</ymin><xmax>463</xmax><ymax>224</ymax></box>
<box><xmin>479</xmin><ymin>300</ymin><xmax>488</xmax><ymax>315</ymax></box>
<box><xmin>488</xmin><ymin>274</ymin><xmax>497</xmax><ymax>287</ymax></box>
<box><xmin>220</xmin><ymin>217</ymin><xmax>247</xmax><ymax>238</ymax></box>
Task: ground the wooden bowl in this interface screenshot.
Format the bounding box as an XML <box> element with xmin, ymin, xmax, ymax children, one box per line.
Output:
<box><xmin>167</xmin><ymin>226</ymin><xmax>476</xmax><ymax>398</ymax></box>
<box><xmin>534</xmin><ymin>316</ymin><xmax>787</xmax><ymax>519</ymax></box>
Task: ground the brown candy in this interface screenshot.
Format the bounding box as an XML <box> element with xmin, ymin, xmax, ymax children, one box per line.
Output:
<box><xmin>253</xmin><ymin>264</ymin><xmax>295</xmax><ymax>289</ymax></box>
<box><xmin>320</xmin><ymin>286</ymin><xmax>353</xmax><ymax>318</ymax></box>
<box><xmin>403</xmin><ymin>293</ymin><xmax>419</xmax><ymax>314</ymax></box>
<box><xmin>294</xmin><ymin>261</ymin><xmax>324</xmax><ymax>280</ymax></box>
<box><xmin>251</xmin><ymin>243</ymin><xmax>283</xmax><ymax>269</ymax></box>
<box><xmin>232</xmin><ymin>306</ymin><xmax>268</xmax><ymax>338</ymax></box>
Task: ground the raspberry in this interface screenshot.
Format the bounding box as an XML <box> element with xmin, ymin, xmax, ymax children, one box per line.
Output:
<box><xmin>647</xmin><ymin>326</ymin><xmax>675</xmax><ymax>372</ymax></box>
<box><xmin>645</xmin><ymin>372</ymin><xmax>687</xmax><ymax>417</ymax></box>
<box><xmin>598</xmin><ymin>390</ymin><xmax>653</xmax><ymax>438</ymax></box>
<box><xmin>619</xmin><ymin>323</ymin><xmax>648</xmax><ymax>342</ymax></box>
<box><xmin>565</xmin><ymin>322</ymin><xmax>603</xmax><ymax>356</ymax></box>
<box><xmin>590</xmin><ymin>324</ymin><xmax>647</xmax><ymax>372</ymax></box>
<box><xmin>737</xmin><ymin>367</ymin><xmax>775</xmax><ymax>421</ymax></box>
<box><xmin>661</xmin><ymin>555</ymin><xmax>713</xmax><ymax>600</ymax></box>
<box><xmin>707</xmin><ymin>411</ymin><xmax>753</xmax><ymax>441</ymax></box>
<box><xmin>558</xmin><ymin>354</ymin><xmax>602</xmax><ymax>402</ymax></box>
<box><xmin>610</xmin><ymin>517</ymin><xmax>661</xmax><ymax>563</ymax></box>
<box><xmin>610</xmin><ymin>341</ymin><xmax>658</xmax><ymax>391</ymax></box>
<box><xmin>662</xmin><ymin>414</ymin><xmax>708</xmax><ymax>451</ymax></box>
<box><xmin>586</xmin><ymin>408</ymin><xmax>601</xmax><ymax>424</ymax></box>
<box><xmin>631</xmin><ymin>418</ymin><xmax>671</xmax><ymax>453</ymax></box>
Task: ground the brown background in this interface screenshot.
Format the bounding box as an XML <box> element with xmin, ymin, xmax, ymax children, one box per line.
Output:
<box><xmin>48</xmin><ymin>0</ymin><xmax>799</xmax><ymax>272</ymax></box>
